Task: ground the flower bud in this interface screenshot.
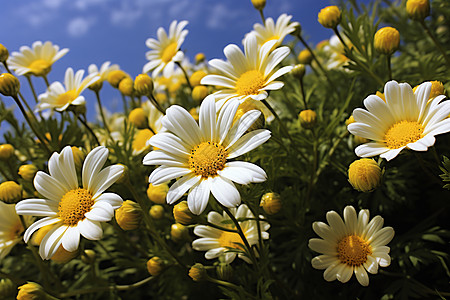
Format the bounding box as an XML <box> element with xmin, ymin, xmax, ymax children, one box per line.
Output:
<box><xmin>18</xmin><ymin>164</ymin><xmax>38</xmax><ymax>181</ymax></box>
<box><xmin>118</xmin><ymin>77</ymin><xmax>134</xmax><ymax>96</ymax></box>
<box><xmin>299</xmin><ymin>109</ymin><xmax>317</xmax><ymax>129</ymax></box>
<box><xmin>51</xmin><ymin>246</ymin><xmax>77</xmax><ymax>264</ymax></box>
<box><xmin>134</xmin><ymin>74</ymin><xmax>154</xmax><ymax>96</ymax></box>
<box><xmin>348</xmin><ymin>158</ymin><xmax>382</xmax><ymax>192</ymax></box>
<box><xmin>413</xmin><ymin>81</ymin><xmax>445</xmax><ymax>100</ymax></box>
<box><xmin>260</xmin><ymin>192</ymin><xmax>282</xmax><ymax>215</ymax></box>
<box><xmin>115</xmin><ymin>200</ymin><xmax>142</xmax><ymax>230</ymax></box>
<box><xmin>81</xmin><ymin>249</ymin><xmax>96</xmax><ymax>264</ymax></box>
<box><xmin>149</xmin><ymin>205</ymin><xmax>165</xmax><ymax>220</ymax></box>
<box><xmin>128</xmin><ymin>108</ymin><xmax>149</xmax><ymax>129</ymax></box>
<box><xmin>173</xmin><ymin>201</ymin><xmax>196</xmax><ymax>225</ymax></box>
<box><xmin>0</xmin><ymin>73</ymin><xmax>20</xmax><ymax>97</ymax></box>
<box><xmin>147</xmin><ymin>183</ymin><xmax>169</xmax><ymax>204</ymax></box>
<box><xmin>0</xmin><ymin>44</ymin><xmax>9</xmax><ymax>63</ymax></box>
<box><xmin>251</xmin><ymin>0</ymin><xmax>266</xmax><ymax>11</ymax></box>
<box><xmin>189</xmin><ymin>71</ymin><xmax>207</xmax><ymax>87</ymax></box>
<box><xmin>0</xmin><ymin>278</ymin><xmax>15</xmax><ymax>298</ymax></box>
<box><xmin>292</xmin><ymin>23</ymin><xmax>302</xmax><ymax>37</ymax></box>
<box><xmin>17</xmin><ymin>282</ymin><xmax>55</xmax><ymax>300</ymax></box>
<box><xmin>318</xmin><ymin>6</ymin><xmax>341</xmax><ymax>29</ymax></box>
<box><xmin>345</xmin><ymin>115</ymin><xmax>355</xmax><ymax>126</ymax></box>
<box><xmin>0</xmin><ymin>144</ymin><xmax>15</xmax><ymax>160</ymax></box>
<box><xmin>374</xmin><ymin>27</ymin><xmax>400</xmax><ymax>55</ymax></box>
<box><xmin>71</xmin><ymin>147</ymin><xmax>85</xmax><ymax>171</ymax></box>
<box><xmin>291</xmin><ymin>64</ymin><xmax>306</xmax><ymax>79</ymax></box>
<box><xmin>232</xmin><ymin>99</ymin><xmax>265</xmax><ymax>132</ymax></box>
<box><xmin>107</xmin><ymin>70</ymin><xmax>129</xmax><ymax>88</ymax></box>
<box><xmin>0</xmin><ymin>181</ymin><xmax>22</xmax><ymax>203</ymax></box>
<box><xmin>88</xmin><ymin>79</ymin><xmax>103</xmax><ymax>92</ymax></box>
<box><xmin>406</xmin><ymin>0</ymin><xmax>430</xmax><ymax>21</ymax></box>
<box><xmin>191</xmin><ymin>86</ymin><xmax>209</xmax><ymax>103</ymax></box>
<box><xmin>195</xmin><ymin>53</ymin><xmax>205</xmax><ymax>64</ymax></box>
<box><xmin>298</xmin><ymin>49</ymin><xmax>313</xmax><ymax>65</ymax></box>
<box><xmin>146</xmin><ymin>257</ymin><xmax>164</xmax><ymax>276</ymax></box>
<box><xmin>189</xmin><ymin>263</ymin><xmax>207</xmax><ymax>282</ymax></box>
<box><xmin>170</xmin><ymin>223</ymin><xmax>188</xmax><ymax>241</ymax></box>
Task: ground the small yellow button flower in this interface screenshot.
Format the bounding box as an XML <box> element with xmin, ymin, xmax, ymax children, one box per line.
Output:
<box><xmin>0</xmin><ymin>181</ymin><xmax>22</xmax><ymax>203</ymax></box>
<box><xmin>260</xmin><ymin>192</ymin><xmax>282</xmax><ymax>215</ymax></box>
<box><xmin>0</xmin><ymin>43</ymin><xmax>9</xmax><ymax>62</ymax></box>
<box><xmin>318</xmin><ymin>6</ymin><xmax>341</xmax><ymax>29</ymax></box>
<box><xmin>291</xmin><ymin>64</ymin><xmax>306</xmax><ymax>79</ymax></box>
<box><xmin>128</xmin><ymin>108</ymin><xmax>148</xmax><ymax>129</ymax></box>
<box><xmin>18</xmin><ymin>165</ymin><xmax>38</xmax><ymax>181</ymax></box>
<box><xmin>0</xmin><ymin>144</ymin><xmax>15</xmax><ymax>160</ymax></box>
<box><xmin>115</xmin><ymin>200</ymin><xmax>142</xmax><ymax>230</ymax></box>
<box><xmin>107</xmin><ymin>70</ymin><xmax>129</xmax><ymax>88</ymax></box>
<box><xmin>147</xmin><ymin>183</ymin><xmax>169</xmax><ymax>204</ymax></box>
<box><xmin>348</xmin><ymin>158</ymin><xmax>382</xmax><ymax>192</ymax></box>
<box><xmin>299</xmin><ymin>109</ymin><xmax>317</xmax><ymax>129</ymax></box>
<box><xmin>149</xmin><ymin>205</ymin><xmax>165</xmax><ymax>220</ymax></box>
<box><xmin>173</xmin><ymin>201</ymin><xmax>196</xmax><ymax>225</ymax></box>
<box><xmin>374</xmin><ymin>27</ymin><xmax>400</xmax><ymax>55</ymax></box>
<box><xmin>189</xmin><ymin>263</ymin><xmax>207</xmax><ymax>281</ymax></box>
<box><xmin>298</xmin><ymin>49</ymin><xmax>313</xmax><ymax>65</ymax></box>
<box><xmin>134</xmin><ymin>74</ymin><xmax>154</xmax><ymax>96</ymax></box>
<box><xmin>251</xmin><ymin>0</ymin><xmax>266</xmax><ymax>11</ymax></box>
<box><xmin>406</xmin><ymin>0</ymin><xmax>430</xmax><ymax>21</ymax></box>
<box><xmin>0</xmin><ymin>73</ymin><xmax>20</xmax><ymax>97</ymax></box>
<box><xmin>118</xmin><ymin>77</ymin><xmax>134</xmax><ymax>96</ymax></box>
<box><xmin>147</xmin><ymin>257</ymin><xmax>164</xmax><ymax>276</ymax></box>
<box><xmin>195</xmin><ymin>53</ymin><xmax>205</xmax><ymax>64</ymax></box>
<box><xmin>189</xmin><ymin>70</ymin><xmax>207</xmax><ymax>87</ymax></box>
<box><xmin>191</xmin><ymin>85</ymin><xmax>209</xmax><ymax>103</ymax></box>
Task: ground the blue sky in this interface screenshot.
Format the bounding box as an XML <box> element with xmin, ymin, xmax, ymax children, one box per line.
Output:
<box><xmin>0</xmin><ymin>0</ymin><xmax>369</xmax><ymax>136</ymax></box>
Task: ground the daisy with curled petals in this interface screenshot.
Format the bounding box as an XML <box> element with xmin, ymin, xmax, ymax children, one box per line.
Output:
<box><xmin>36</xmin><ymin>67</ymin><xmax>99</xmax><ymax>112</ymax></box>
<box><xmin>248</xmin><ymin>14</ymin><xmax>299</xmax><ymax>48</ymax></box>
<box><xmin>201</xmin><ymin>34</ymin><xmax>292</xmax><ymax>109</ymax></box>
<box><xmin>0</xmin><ymin>202</ymin><xmax>33</xmax><ymax>259</ymax></box>
<box><xmin>348</xmin><ymin>80</ymin><xmax>450</xmax><ymax>161</ymax></box>
<box><xmin>192</xmin><ymin>204</ymin><xmax>270</xmax><ymax>264</ymax></box>
<box><xmin>308</xmin><ymin>206</ymin><xmax>394</xmax><ymax>286</ymax></box>
<box><xmin>143</xmin><ymin>95</ymin><xmax>270</xmax><ymax>215</ymax></box>
<box><xmin>7</xmin><ymin>41</ymin><xmax>69</xmax><ymax>76</ymax></box>
<box><xmin>143</xmin><ymin>20</ymin><xmax>189</xmax><ymax>78</ymax></box>
<box><xmin>15</xmin><ymin>146</ymin><xmax>124</xmax><ymax>260</ymax></box>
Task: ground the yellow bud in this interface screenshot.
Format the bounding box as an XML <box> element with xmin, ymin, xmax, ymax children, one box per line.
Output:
<box><xmin>170</xmin><ymin>223</ymin><xmax>187</xmax><ymax>241</ymax></box>
<box><xmin>88</xmin><ymin>79</ymin><xmax>103</xmax><ymax>92</ymax></box>
<box><xmin>0</xmin><ymin>44</ymin><xmax>9</xmax><ymax>63</ymax></box>
<box><xmin>71</xmin><ymin>147</ymin><xmax>85</xmax><ymax>171</ymax></box>
<box><xmin>189</xmin><ymin>70</ymin><xmax>207</xmax><ymax>87</ymax></box>
<box><xmin>51</xmin><ymin>246</ymin><xmax>77</xmax><ymax>264</ymax></box>
<box><xmin>191</xmin><ymin>85</ymin><xmax>209</xmax><ymax>103</ymax></box>
<box><xmin>149</xmin><ymin>205</ymin><xmax>165</xmax><ymax>219</ymax></box>
<box><xmin>31</xmin><ymin>225</ymin><xmax>53</xmax><ymax>246</ymax></box>
<box><xmin>406</xmin><ymin>0</ymin><xmax>430</xmax><ymax>21</ymax></box>
<box><xmin>17</xmin><ymin>282</ymin><xmax>48</xmax><ymax>300</ymax></box>
<box><xmin>128</xmin><ymin>108</ymin><xmax>149</xmax><ymax>129</ymax></box>
<box><xmin>189</xmin><ymin>107</ymin><xmax>200</xmax><ymax>122</ymax></box>
<box><xmin>318</xmin><ymin>6</ymin><xmax>341</xmax><ymax>29</ymax></box>
<box><xmin>146</xmin><ymin>257</ymin><xmax>164</xmax><ymax>276</ymax></box>
<box><xmin>168</xmin><ymin>81</ymin><xmax>183</xmax><ymax>94</ymax></box>
<box><xmin>260</xmin><ymin>192</ymin><xmax>282</xmax><ymax>215</ymax></box>
<box><xmin>298</xmin><ymin>49</ymin><xmax>313</xmax><ymax>65</ymax></box>
<box><xmin>316</xmin><ymin>40</ymin><xmax>329</xmax><ymax>51</ymax></box>
<box><xmin>134</xmin><ymin>74</ymin><xmax>154</xmax><ymax>96</ymax></box>
<box><xmin>115</xmin><ymin>200</ymin><xmax>142</xmax><ymax>230</ymax></box>
<box><xmin>0</xmin><ymin>144</ymin><xmax>15</xmax><ymax>160</ymax></box>
<box><xmin>147</xmin><ymin>183</ymin><xmax>169</xmax><ymax>204</ymax></box>
<box><xmin>0</xmin><ymin>73</ymin><xmax>20</xmax><ymax>97</ymax></box>
<box><xmin>173</xmin><ymin>201</ymin><xmax>196</xmax><ymax>225</ymax></box>
<box><xmin>348</xmin><ymin>158</ymin><xmax>381</xmax><ymax>192</ymax></box>
<box><xmin>0</xmin><ymin>181</ymin><xmax>22</xmax><ymax>203</ymax></box>
<box><xmin>81</xmin><ymin>249</ymin><xmax>96</xmax><ymax>264</ymax></box>
<box><xmin>0</xmin><ymin>278</ymin><xmax>15</xmax><ymax>298</ymax></box>
<box><xmin>189</xmin><ymin>263</ymin><xmax>207</xmax><ymax>282</ymax></box>
<box><xmin>251</xmin><ymin>0</ymin><xmax>266</xmax><ymax>11</ymax></box>
<box><xmin>345</xmin><ymin>115</ymin><xmax>355</xmax><ymax>126</ymax></box>
<box><xmin>195</xmin><ymin>53</ymin><xmax>206</xmax><ymax>64</ymax></box>
<box><xmin>18</xmin><ymin>165</ymin><xmax>38</xmax><ymax>181</ymax></box>
<box><xmin>232</xmin><ymin>99</ymin><xmax>265</xmax><ymax>131</ymax></box>
<box><xmin>299</xmin><ymin>109</ymin><xmax>317</xmax><ymax>129</ymax></box>
<box><xmin>374</xmin><ymin>27</ymin><xmax>400</xmax><ymax>55</ymax></box>
<box><xmin>413</xmin><ymin>81</ymin><xmax>445</xmax><ymax>100</ymax></box>
<box><xmin>107</xmin><ymin>70</ymin><xmax>129</xmax><ymax>88</ymax></box>
<box><xmin>118</xmin><ymin>77</ymin><xmax>134</xmax><ymax>96</ymax></box>
<box><xmin>291</xmin><ymin>64</ymin><xmax>306</xmax><ymax>79</ymax></box>
<box><xmin>155</xmin><ymin>92</ymin><xmax>168</xmax><ymax>104</ymax></box>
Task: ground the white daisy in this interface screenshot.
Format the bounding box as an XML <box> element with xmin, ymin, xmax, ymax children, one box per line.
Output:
<box><xmin>308</xmin><ymin>206</ymin><xmax>395</xmax><ymax>286</ymax></box>
<box><xmin>7</xmin><ymin>41</ymin><xmax>69</xmax><ymax>76</ymax></box>
<box><xmin>15</xmin><ymin>146</ymin><xmax>124</xmax><ymax>260</ymax></box>
<box><xmin>348</xmin><ymin>80</ymin><xmax>450</xmax><ymax>161</ymax></box>
<box><xmin>142</xmin><ymin>99</ymin><xmax>164</xmax><ymax>134</ymax></box>
<box><xmin>88</xmin><ymin>61</ymin><xmax>120</xmax><ymax>88</ymax></box>
<box><xmin>142</xmin><ymin>95</ymin><xmax>270</xmax><ymax>215</ymax></box>
<box><xmin>192</xmin><ymin>204</ymin><xmax>270</xmax><ymax>264</ymax></box>
<box><xmin>248</xmin><ymin>14</ymin><xmax>299</xmax><ymax>48</ymax></box>
<box><xmin>0</xmin><ymin>202</ymin><xmax>33</xmax><ymax>259</ymax></box>
<box><xmin>201</xmin><ymin>34</ymin><xmax>292</xmax><ymax>108</ymax></box>
<box><xmin>143</xmin><ymin>20</ymin><xmax>189</xmax><ymax>78</ymax></box>
<box><xmin>323</xmin><ymin>34</ymin><xmax>350</xmax><ymax>70</ymax></box>
<box><xmin>37</xmin><ymin>67</ymin><xmax>99</xmax><ymax>112</ymax></box>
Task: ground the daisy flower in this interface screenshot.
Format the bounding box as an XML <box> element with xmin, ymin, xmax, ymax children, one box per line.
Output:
<box><xmin>15</xmin><ymin>146</ymin><xmax>124</xmax><ymax>260</ymax></box>
<box><xmin>323</xmin><ymin>34</ymin><xmax>350</xmax><ymax>70</ymax></box>
<box><xmin>192</xmin><ymin>204</ymin><xmax>270</xmax><ymax>263</ymax></box>
<box><xmin>37</xmin><ymin>67</ymin><xmax>99</xmax><ymax>112</ymax></box>
<box><xmin>348</xmin><ymin>80</ymin><xmax>450</xmax><ymax>161</ymax></box>
<box><xmin>0</xmin><ymin>202</ymin><xmax>33</xmax><ymax>259</ymax></box>
<box><xmin>143</xmin><ymin>20</ymin><xmax>189</xmax><ymax>78</ymax></box>
<box><xmin>248</xmin><ymin>14</ymin><xmax>299</xmax><ymax>48</ymax></box>
<box><xmin>142</xmin><ymin>95</ymin><xmax>270</xmax><ymax>215</ymax></box>
<box><xmin>88</xmin><ymin>61</ymin><xmax>120</xmax><ymax>90</ymax></box>
<box><xmin>201</xmin><ymin>34</ymin><xmax>292</xmax><ymax>108</ymax></box>
<box><xmin>7</xmin><ymin>41</ymin><xmax>69</xmax><ymax>76</ymax></box>
<box><xmin>308</xmin><ymin>206</ymin><xmax>394</xmax><ymax>286</ymax></box>
<box><xmin>142</xmin><ymin>99</ymin><xmax>164</xmax><ymax>134</ymax></box>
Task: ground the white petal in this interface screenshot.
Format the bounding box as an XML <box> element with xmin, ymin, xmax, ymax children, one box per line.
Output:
<box><xmin>166</xmin><ymin>174</ymin><xmax>201</xmax><ymax>204</ymax></box>
<box><xmin>326</xmin><ymin>211</ymin><xmax>346</xmax><ymax>237</ymax></box>
<box><xmin>142</xmin><ymin>150</ymin><xmax>186</xmax><ymax>167</ymax></box>
<box><xmin>85</xmin><ymin>201</ymin><xmax>114</xmax><ymax>222</ymax></box>
<box><xmin>210</xmin><ymin>176</ymin><xmax>240</xmax><ymax>208</ymax></box>
<box><xmin>61</xmin><ymin>226</ymin><xmax>80</xmax><ymax>252</ymax></box>
<box><xmin>227</xmin><ymin>129</ymin><xmax>271</xmax><ymax>159</ymax></box>
<box><xmin>90</xmin><ymin>165</ymin><xmax>124</xmax><ymax>198</ymax></box>
<box><xmin>149</xmin><ymin>166</ymin><xmax>191</xmax><ymax>185</ymax></box>
<box><xmin>23</xmin><ymin>217</ymin><xmax>60</xmax><ymax>243</ymax></box>
<box><xmin>94</xmin><ymin>193</ymin><xmax>123</xmax><ymax>209</ymax></box>
<box><xmin>14</xmin><ymin>199</ymin><xmax>58</xmax><ymax>217</ymax></box>
<box><xmin>163</xmin><ymin>105</ymin><xmax>202</xmax><ymax>148</ymax></box>
<box><xmin>82</xmin><ymin>146</ymin><xmax>108</xmax><ymax>192</ymax></box>
<box><xmin>311</xmin><ymin>255</ymin><xmax>338</xmax><ymax>270</ymax></box>
<box><xmin>187</xmin><ymin>180</ymin><xmax>211</xmax><ymax>215</ymax></box>
<box><xmin>78</xmin><ymin>219</ymin><xmax>103</xmax><ymax>240</ymax></box>
<box><xmin>225</xmin><ymin>109</ymin><xmax>262</xmax><ymax>148</ymax></box>
<box><xmin>308</xmin><ymin>238</ymin><xmax>337</xmax><ymax>255</ymax></box>
<box><xmin>148</xmin><ymin>133</ymin><xmax>190</xmax><ymax>158</ymax></box>
<box><xmin>34</xmin><ymin>171</ymin><xmax>67</xmax><ymax>201</ymax></box>
<box><xmin>199</xmin><ymin>95</ymin><xmax>217</xmax><ymax>141</ymax></box>
<box><xmin>354</xmin><ymin>143</ymin><xmax>389</xmax><ymax>158</ymax></box>
<box><xmin>217</xmin><ymin>99</ymin><xmax>240</xmax><ymax>144</ymax></box>
<box><xmin>354</xmin><ymin>266</ymin><xmax>369</xmax><ymax>286</ymax></box>
<box><xmin>39</xmin><ymin>224</ymin><xmax>67</xmax><ymax>260</ymax></box>
<box><xmin>380</xmin><ymin>147</ymin><xmax>404</xmax><ymax>161</ymax></box>
<box><xmin>218</xmin><ymin>161</ymin><xmax>266</xmax><ymax>184</ymax></box>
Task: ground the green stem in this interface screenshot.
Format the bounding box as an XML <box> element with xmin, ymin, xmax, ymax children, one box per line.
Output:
<box><xmin>76</xmin><ymin>113</ymin><xmax>100</xmax><ymax>146</ymax></box>
<box><xmin>121</xmin><ymin>94</ymin><xmax>129</xmax><ymax>116</ymax></box>
<box><xmin>94</xmin><ymin>90</ymin><xmax>112</xmax><ymax>140</ymax></box>
<box><xmin>208</xmin><ymin>277</ymin><xmax>244</xmax><ymax>293</ymax></box>
<box><xmin>296</xmin><ymin>34</ymin><xmax>328</xmax><ymax>77</ymax></box>
<box><xmin>261</xmin><ymin>100</ymin><xmax>291</xmax><ymax>142</ymax></box>
<box><xmin>175</xmin><ymin>62</ymin><xmax>193</xmax><ymax>92</ymax></box>
<box><xmin>420</xmin><ymin>20</ymin><xmax>450</xmax><ymax>67</ymax></box>
<box><xmin>0</xmin><ymin>270</ymin><xmax>26</xmax><ymax>285</ymax></box>
<box><xmin>298</xmin><ymin>77</ymin><xmax>307</xmax><ymax>110</ymax></box>
<box><xmin>42</xmin><ymin>75</ymin><xmax>50</xmax><ymax>88</ymax></box>
<box><xmin>315</xmin><ymin>131</ymin><xmax>348</xmax><ymax>181</ymax></box>
<box><xmin>204</xmin><ymin>221</ymin><xmax>239</xmax><ymax>233</ymax></box>
<box><xmin>26</xmin><ymin>76</ymin><xmax>39</xmax><ymax>103</ymax></box>
<box><xmin>148</xmin><ymin>94</ymin><xmax>166</xmax><ymax>115</ymax></box>
<box><xmin>386</xmin><ymin>54</ymin><xmax>392</xmax><ymax>81</ymax></box>
<box><xmin>258</xmin><ymin>9</ymin><xmax>266</xmax><ymax>24</ymax></box>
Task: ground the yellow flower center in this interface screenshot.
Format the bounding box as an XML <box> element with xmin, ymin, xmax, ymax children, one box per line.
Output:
<box><xmin>28</xmin><ymin>59</ymin><xmax>52</xmax><ymax>76</ymax></box>
<box><xmin>337</xmin><ymin>235</ymin><xmax>372</xmax><ymax>267</ymax></box>
<box><xmin>218</xmin><ymin>231</ymin><xmax>245</xmax><ymax>250</ymax></box>
<box><xmin>189</xmin><ymin>142</ymin><xmax>227</xmax><ymax>178</ymax></box>
<box><xmin>235</xmin><ymin>70</ymin><xmax>265</xmax><ymax>96</ymax></box>
<box><xmin>161</xmin><ymin>42</ymin><xmax>178</xmax><ymax>63</ymax></box>
<box><xmin>58</xmin><ymin>188</ymin><xmax>94</xmax><ymax>226</ymax></box>
<box><xmin>263</xmin><ymin>35</ymin><xmax>280</xmax><ymax>44</ymax></box>
<box><xmin>384</xmin><ymin>120</ymin><xmax>423</xmax><ymax>149</ymax></box>
<box><xmin>56</xmin><ymin>90</ymin><xmax>78</xmax><ymax>106</ymax></box>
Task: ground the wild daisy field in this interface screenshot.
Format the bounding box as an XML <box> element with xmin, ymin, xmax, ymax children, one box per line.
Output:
<box><xmin>0</xmin><ymin>0</ymin><xmax>449</xmax><ymax>299</ymax></box>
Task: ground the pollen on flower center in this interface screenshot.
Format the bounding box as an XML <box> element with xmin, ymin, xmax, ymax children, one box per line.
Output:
<box><xmin>188</xmin><ymin>142</ymin><xmax>227</xmax><ymax>177</ymax></box>
<box><xmin>28</xmin><ymin>59</ymin><xmax>51</xmax><ymax>76</ymax></box>
<box><xmin>236</xmin><ymin>70</ymin><xmax>265</xmax><ymax>96</ymax></box>
<box><xmin>56</xmin><ymin>90</ymin><xmax>78</xmax><ymax>106</ymax></box>
<box><xmin>58</xmin><ymin>188</ymin><xmax>94</xmax><ymax>226</ymax></box>
<box><xmin>384</xmin><ymin>120</ymin><xmax>423</xmax><ymax>149</ymax></box>
<box><xmin>337</xmin><ymin>235</ymin><xmax>372</xmax><ymax>266</ymax></box>
<box><xmin>161</xmin><ymin>42</ymin><xmax>178</xmax><ymax>63</ymax></box>
<box><xmin>218</xmin><ymin>231</ymin><xmax>245</xmax><ymax>250</ymax></box>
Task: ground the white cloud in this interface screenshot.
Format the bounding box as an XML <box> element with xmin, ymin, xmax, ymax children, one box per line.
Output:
<box><xmin>67</xmin><ymin>17</ymin><xmax>95</xmax><ymax>37</ymax></box>
<box><xmin>206</xmin><ymin>3</ymin><xmax>242</xmax><ymax>30</ymax></box>
<box><xmin>110</xmin><ymin>3</ymin><xmax>143</xmax><ymax>27</ymax></box>
<box><xmin>43</xmin><ymin>0</ymin><xmax>66</xmax><ymax>9</ymax></box>
<box><xmin>74</xmin><ymin>0</ymin><xmax>110</xmax><ymax>10</ymax></box>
